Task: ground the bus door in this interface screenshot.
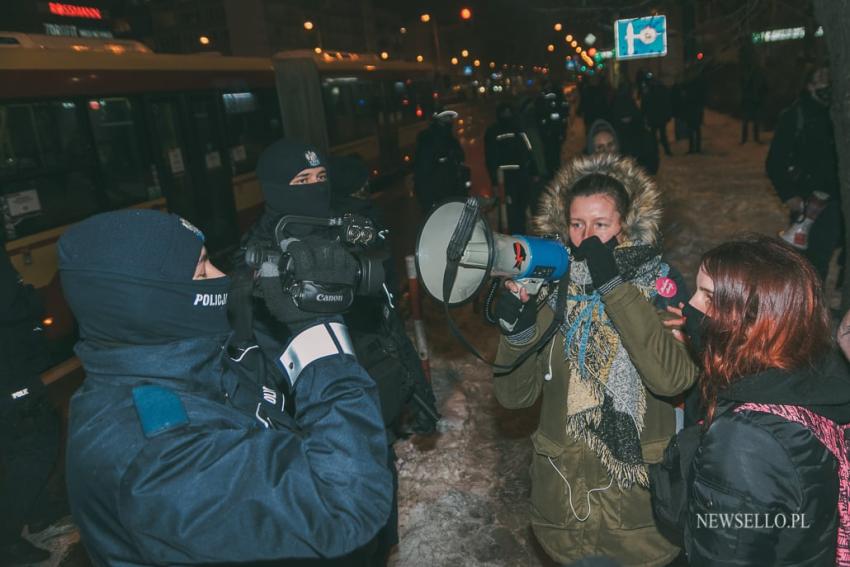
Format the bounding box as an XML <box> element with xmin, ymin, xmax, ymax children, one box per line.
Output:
<box><xmin>185</xmin><ymin>94</ymin><xmax>238</xmax><ymax>257</ymax></box>
<box><xmin>146</xmin><ymin>97</ymin><xmax>195</xmax><ymax>226</ymax></box>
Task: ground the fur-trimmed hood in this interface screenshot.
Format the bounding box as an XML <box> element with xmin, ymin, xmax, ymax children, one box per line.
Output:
<box><xmin>533</xmin><ymin>153</ymin><xmax>662</xmax><ymax>246</ymax></box>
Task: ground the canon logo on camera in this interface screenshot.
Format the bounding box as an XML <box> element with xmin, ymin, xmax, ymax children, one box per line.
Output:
<box><xmin>316</xmin><ymin>293</ymin><xmax>345</xmax><ymax>302</ymax></box>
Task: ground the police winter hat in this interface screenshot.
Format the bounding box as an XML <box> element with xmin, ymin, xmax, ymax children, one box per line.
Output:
<box><xmin>256</xmin><ymin>138</ymin><xmax>330</xmax><ymax>217</ymax></box>
<box><xmin>59</xmin><ymin>210</ymin><xmax>231</xmax><ymax>345</ymax></box>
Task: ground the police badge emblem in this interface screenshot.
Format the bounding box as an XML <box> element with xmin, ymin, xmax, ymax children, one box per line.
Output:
<box><xmin>305</xmin><ymin>150</ymin><xmax>320</xmax><ymax>167</ymax></box>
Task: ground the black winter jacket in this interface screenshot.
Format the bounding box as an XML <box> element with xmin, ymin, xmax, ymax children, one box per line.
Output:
<box><xmin>686</xmin><ymin>352</ymin><xmax>850</xmax><ymax>567</ymax></box>
<box><xmin>766</xmin><ymin>91</ymin><xmax>839</xmax><ymax>202</ymax></box>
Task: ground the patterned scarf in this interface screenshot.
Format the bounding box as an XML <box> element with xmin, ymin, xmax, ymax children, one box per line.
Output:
<box><xmin>548</xmin><ymin>241</ymin><xmax>669</xmax><ymax>488</ymax></box>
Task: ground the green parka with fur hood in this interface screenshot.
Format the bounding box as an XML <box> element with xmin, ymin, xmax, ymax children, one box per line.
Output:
<box><xmin>494</xmin><ymin>154</ymin><xmax>697</xmax><ymax>566</ymax></box>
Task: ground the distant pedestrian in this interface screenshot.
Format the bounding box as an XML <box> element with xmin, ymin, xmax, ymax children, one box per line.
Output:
<box><xmin>535</xmin><ymin>82</ymin><xmax>570</xmax><ymax>176</ymax></box>
<box><xmin>485</xmin><ymin>102</ymin><xmax>537</xmax><ymax>233</ymax></box>
<box><xmin>740</xmin><ymin>67</ymin><xmax>767</xmax><ymax>144</ymax></box>
<box><xmin>586</xmin><ymin>119</ymin><xmax>620</xmax><ymax>156</ymax></box>
<box><xmin>766</xmin><ymin>66</ymin><xmax>843</xmax><ymax>280</ymax></box>
<box><xmin>611</xmin><ymin>83</ymin><xmax>659</xmax><ymax>174</ymax></box>
<box><xmin>682</xmin><ymin>70</ymin><xmax>707</xmax><ymax>154</ymax></box>
<box><xmin>413</xmin><ymin>108</ymin><xmax>468</xmax><ymax>213</ymax></box>
<box><xmin>641</xmin><ymin>75</ymin><xmax>673</xmax><ymax>156</ymax></box>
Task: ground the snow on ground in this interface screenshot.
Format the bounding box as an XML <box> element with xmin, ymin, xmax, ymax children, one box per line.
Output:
<box><xmin>388</xmin><ymin>110</ymin><xmax>792</xmax><ymax>567</ymax></box>
<box><xmin>38</xmin><ymin>108</ymin><xmax>803</xmax><ymax>567</ymax></box>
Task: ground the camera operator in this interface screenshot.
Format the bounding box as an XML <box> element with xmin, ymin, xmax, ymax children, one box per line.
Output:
<box><xmin>229</xmin><ymin>141</ymin><xmax>439</xmax><ymax>566</ymax></box>
<box><xmin>61</xmin><ymin>210</ymin><xmax>392</xmax><ymax>565</ymax></box>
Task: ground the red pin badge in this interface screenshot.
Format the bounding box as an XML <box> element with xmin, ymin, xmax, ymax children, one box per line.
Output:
<box><xmin>656</xmin><ymin>276</ymin><xmax>677</xmax><ymax>299</ymax></box>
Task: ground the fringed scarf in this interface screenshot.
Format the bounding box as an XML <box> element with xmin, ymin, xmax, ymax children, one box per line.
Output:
<box><xmin>548</xmin><ymin>241</ymin><xmax>669</xmax><ymax>488</ymax></box>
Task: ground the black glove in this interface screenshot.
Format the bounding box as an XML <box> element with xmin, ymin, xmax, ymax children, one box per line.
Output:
<box><xmin>285</xmin><ymin>238</ymin><xmax>359</xmax><ymax>286</ymax></box>
<box><xmin>494</xmin><ymin>284</ymin><xmax>537</xmax><ymax>338</ymax></box>
<box><xmin>259</xmin><ymin>239</ymin><xmax>357</xmax><ymax>335</ymax></box>
<box><xmin>574</xmin><ymin>236</ymin><xmax>622</xmax><ymax>294</ymax></box>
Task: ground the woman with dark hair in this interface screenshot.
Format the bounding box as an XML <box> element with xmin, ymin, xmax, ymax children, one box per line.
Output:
<box><xmin>494</xmin><ymin>153</ymin><xmax>696</xmax><ymax>565</ymax></box>
<box><xmin>685</xmin><ymin>235</ymin><xmax>850</xmax><ymax>566</ymax></box>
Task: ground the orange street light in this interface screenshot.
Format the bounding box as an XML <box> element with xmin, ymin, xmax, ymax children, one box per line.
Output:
<box><xmin>199</xmin><ymin>35</ymin><xmax>210</xmax><ymax>45</ymax></box>
<box><xmin>489</xmin><ymin>61</ymin><xmax>496</xmax><ymax>68</ymax></box>
<box><xmin>416</xmin><ymin>54</ymin><xmax>424</xmax><ymax>62</ymax></box>
<box><xmin>554</xmin><ymin>23</ymin><xmax>562</xmax><ymax>31</ymax></box>
<box><xmin>547</xmin><ymin>44</ymin><xmax>555</xmax><ymax>52</ymax></box>
<box><xmin>451</xmin><ymin>56</ymin><xmax>459</xmax><ymax>65</ymax></box>
<box><xmin>380</xmin><ymin>51</ymin><xmax>389</xmax><ymax>60</ymax></box>
<box><xmin>461</xmin><ymin>49</ymin><xmax>469</xmax><ymax>57</ymax></box>
<box><xmin>303</xmin><ymin>21</ymin><xmax>314</xmax><ymax>31</ymax></box>
<box><xmin>314</xmin><ymin>46</ymin><xmax>322</xmax><ymax>54</ymax></box>
<box><xmin>473</xmin><ymin>59</ymin><xmax>480</xmax><ymax>67</ymax></box>
<box><xmin>400</xmin><ymin>27</ymin><xmax>407</xmax><ymax>34</ymax></box>
<box><xmin>420</xmin><ymin>13</ymin><xmax>431</xmax><ymax>23</ymax></box>
<box><xmin>460</xmin><ymin>7</ymin><xmax>472</xmax><ymax>20</ymax></box>
<box><xmin>576</xmin><ymin>46</ymin><xmax>582</xmax><ymax>53</ymax></box>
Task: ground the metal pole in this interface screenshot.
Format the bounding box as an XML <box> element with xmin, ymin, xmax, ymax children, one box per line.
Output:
<box><xmin>431</xmin><ymin>18</ymin><xmax>443</xmax><ymax>70</ymax></box>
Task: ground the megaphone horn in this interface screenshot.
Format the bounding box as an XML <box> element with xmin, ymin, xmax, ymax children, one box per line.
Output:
<box><xmin>415</xmin><ymin>200</ymin><xmax>570</xmax><ymax>306</ymax></box>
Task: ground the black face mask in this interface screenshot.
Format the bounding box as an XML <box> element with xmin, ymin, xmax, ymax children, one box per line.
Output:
<box><xmin>682</xmin><ymin>302</ymin><xmax>710</xmax><ymax>354</ymax></box>
<box><xmin>264</xmin><ymin>181</ymin><xmax>331</xmax><ymax>219</ymax></box>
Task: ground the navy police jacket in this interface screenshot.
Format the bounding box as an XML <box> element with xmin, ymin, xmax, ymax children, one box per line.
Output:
<box><xmin>66</xmin><ymin>326</ymin><xmax>392</xmax><ymax>566</ymax></box>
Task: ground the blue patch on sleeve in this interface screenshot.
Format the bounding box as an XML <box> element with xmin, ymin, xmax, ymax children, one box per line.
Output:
<box><xmin>132</xmin><ymin>385</ymin><xmax>189</xmax><ymax>438</ymax></box>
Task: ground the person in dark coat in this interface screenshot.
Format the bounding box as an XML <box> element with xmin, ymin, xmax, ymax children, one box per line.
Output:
<box><xmin>740</xmin><ymin>66</ymin><xmax>767</xmax><ymax>144</ymax></box>
<box><xmin>684</xmin><ymin>236</ymin><xmax>850</xmax><ymax>566</ymax></box>
<box><xmin>485</xmin><ymin>102</ymin><xmax>537</xmax><ymax>233</ymax></box>
<box><xmin>640</xmin><ymin>76</ymin><xmax>673</xmax><ymax>156</ymax></box>
<box><xmin>681</xmin><ymin>71</ymin><xmax>707</xmax><ymax>154</ymax></box>
<box><xmin>610</xmin><ymin>83</ymin><xmax>659</xmax><ymax>174</ymax></box>
<box><xmin>766</xmin><ymin>67</ymin><xmax>842</xmax><ymax>280</ymax></box>
<box><xmin>535</xmin><ymin>83</ymin><xmax>570</xmax><ymax>176</ymax></box>
<box><xmin>0</xmin><ymin>249</ymin><xmax>59</xmax><ymax>565</ymax></box>
<box><xmin>61</xmin><ymin>209</ymin><xmax>392</xmax><ymax>565</ymax></box>
<box><xmin>230</xmin><ymin>145</ymin><xmax>439</xmax><ymax>567</ymax></box>
<box><xmin>413</xmin><ymin>109</ymin><xmax>467</xmax><ymax>213</ymax></box>
<box><xmin>579</xmin><ymin>75</ymin><xmax>612</xmax><ymax>133</ymax></box>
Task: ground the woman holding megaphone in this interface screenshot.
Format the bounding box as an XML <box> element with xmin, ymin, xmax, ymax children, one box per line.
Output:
<box><xmin>493</xmin><ymin>153</ymin><xmax>697</xmax><ymax>566</ymax></box>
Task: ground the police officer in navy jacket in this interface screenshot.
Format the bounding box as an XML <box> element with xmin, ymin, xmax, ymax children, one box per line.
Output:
<box><xmin>60</xmin><ymin>210</ymin><xmax>391</xmax><ymax>566</ymax></box>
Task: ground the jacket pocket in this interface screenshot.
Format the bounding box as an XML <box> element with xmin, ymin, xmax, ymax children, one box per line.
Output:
<box><xmin>530</xmin><ymin>429</ymin><xmax>571</xmax><ymax>526</ymax></box>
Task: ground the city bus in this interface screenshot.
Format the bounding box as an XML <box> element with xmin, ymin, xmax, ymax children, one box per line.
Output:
<box><xmin>0</xmin><ymin>32</ymin><xmax>451</xmax><ymax>361</ymax></box>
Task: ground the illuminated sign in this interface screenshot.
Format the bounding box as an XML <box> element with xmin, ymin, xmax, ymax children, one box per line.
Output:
<box><xmin>752</xmin><ymin>26</ymin><xmax>823</xmax><ymax>44</ymax></box>
<box><xmin>48</xmin><ymin>2</ymin><xmax>103</xmax><ymax>20</ymax></box>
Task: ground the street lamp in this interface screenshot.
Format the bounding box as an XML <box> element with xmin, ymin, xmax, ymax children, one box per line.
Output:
<box><xmin>420</xmin><ymin>13</ymin><xmax>431</xmax><ymax>23</ymax></box>
<box><xmin>461</xmin><ymin>49</ymin><xmax>469</xmax><ymax>57</ymax></box>
<box><xmin>303</xmin><ymin>21</ymin><xmax>314</xmax><ymax>31</ymax></box>
<box><xmin>460</xmin><ymin>7</ymin><xmax>472</xmax><ymax>20</ymax></box>
<box><xmin>314</xmin><ymin>47</ymin><xmax>322</xmax><ymax>54</ymax></box>
<box><xmin>566</xmin><ymin>34</ymin><xmax>573</xmax><ymax>42</ymax></box>
<box><xmin>473</xmin><ymin>59</ymin><xmax>480</xmax><ymax>67</ymax></box>
<box><xmin>451</xmin><ymin>56</ymin><xmax>459</xmax><ymax>65</ymax></box>
<box><xmin>416</xmin><ymin>54</ymin><xmax>424</xmax><ymax>62</ymax></box>
<box><xmin>199</xmin><ymin>35</ymin><xmax>210</xmax><ymax>45</ymax></box>
<box><xmin>400</xmin><ymin>27</ymin><xmax>407</xmax><ymax>34</ymax></box>
<box><xmin>380</xmin><ymin>51</ymin><xmax>389</xmax><ymax>60</ymax></box>
<box><xmin>554</xmin><ymin>23</ymin><xmax>562</xmax><ymax>31</ymax></box>
<box><xmin>547</xmin><ymin>44</ymin><xmax>555</xmax><ymax>52</ymax></box>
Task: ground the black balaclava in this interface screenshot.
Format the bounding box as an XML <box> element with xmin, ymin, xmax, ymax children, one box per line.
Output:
<box><xmin>256</xmin><ymin>138</ymin><xmax>331</xmax><ymax>219</ymax></box>
<box><xmin>59</xmin><ymin>210</ymin><xmax>231</xmax><ymax>345</ymax></box>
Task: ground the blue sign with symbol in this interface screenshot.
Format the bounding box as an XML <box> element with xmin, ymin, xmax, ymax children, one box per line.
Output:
<box><xmin>615</xmin><ymin>15</ymin><xmax>667</xmax><ymax>60</ymax></box>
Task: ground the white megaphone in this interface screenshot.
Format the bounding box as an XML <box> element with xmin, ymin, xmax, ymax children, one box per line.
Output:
<box><xmin>416</xmin><ymin>200</ymin><xmax>570</xmax><ymax>306</ymax></box>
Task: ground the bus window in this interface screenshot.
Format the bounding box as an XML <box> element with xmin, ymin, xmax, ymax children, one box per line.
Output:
<box><xmin>322</xmin><ymin>77</ymin><xmax>378</xmax><ymax>147</ymax></box>
<box><xmin>222</xmin><ymin>89</ymin><xmax>282</xmax><ymax>176</ymax></box>
<box><xmin>0</xmin><ymin>101</ymin><xmax>99</xmax><ymax>240</ymax></box>
<box><xmin>87</xmin><ymin>98</ymin><xmax>158</xmax><ymax>208</ymax></box>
